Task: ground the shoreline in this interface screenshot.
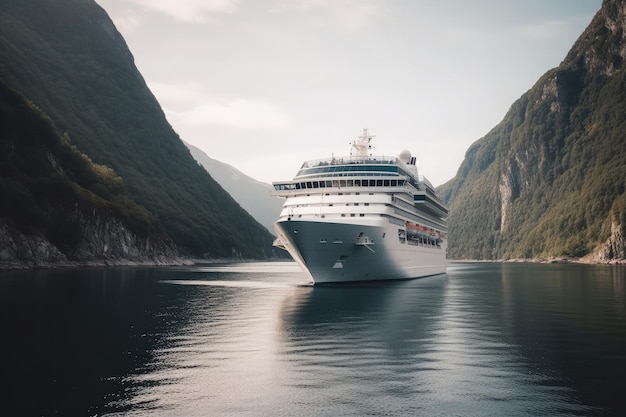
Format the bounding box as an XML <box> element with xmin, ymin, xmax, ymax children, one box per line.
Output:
<box><xmin>449</xmin><ymin>257</ymin><xmax>626</xmax><ymax>265</ymax></box>
<box><xmin>0</xmin><ymin>257</ymin><xmax>292</xmax><ymax>271</ymax></box>
<box><xmin>0</xmin><ymin>257</ymin><xmax>194</xmax><ymax>270</ymax></box>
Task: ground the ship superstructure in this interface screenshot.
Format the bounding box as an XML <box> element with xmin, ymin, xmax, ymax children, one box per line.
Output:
<box><xmin>271</xmin><ymin>129</ymin><xmax>448</xmax><ymax>284</ymax></box>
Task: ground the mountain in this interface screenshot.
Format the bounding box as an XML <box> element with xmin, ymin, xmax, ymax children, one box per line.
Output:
<box><xmin>185</xmin><ymin>142</ymin><xmax>284</xmax><ymax>233</ymax></box>
<box><xmin>0</xmin><ymin>0</ymin><xmax>277</xmax><ymax>259</ymax></box>
<box><xmin>0</xmin><ymin>77</ymin><xmax>177</xmax><ymax>266</ymax></box>
<box><xmin>438</xmin><ymin>0</ymin><xmax>626</xmax><ymax>262</ymax></box>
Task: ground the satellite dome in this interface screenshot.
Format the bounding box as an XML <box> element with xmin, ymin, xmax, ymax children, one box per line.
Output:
<box><xmin>398</xmin><ymin>149</ymin><xmax>412</xmax><ymax>164</ymax></box>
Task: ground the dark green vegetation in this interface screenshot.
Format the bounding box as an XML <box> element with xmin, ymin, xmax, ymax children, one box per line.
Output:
<box><xmin>0</xmin><ymin>0</ymin><xmax>277</xmax><ymax>258</ymax></box>
<box><xmin>438</xmin><ymin>0</ymin><xmax>626</xmax><ymax>261</ymax></box>
<box><xmin>0</xmin><ymin>77</ymin><xmax>173</xmax><ymax>256</ymax></box>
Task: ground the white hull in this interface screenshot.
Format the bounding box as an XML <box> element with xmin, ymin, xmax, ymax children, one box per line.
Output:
<box><xmin>274</xmin><ymin>218</ymin><xmax>447</xmax><ymax>284</ymax></box>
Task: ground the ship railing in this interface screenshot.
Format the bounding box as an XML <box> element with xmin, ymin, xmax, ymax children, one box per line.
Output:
<box><xmin>300</xmin><ymin>155</ymin><xmax>400</xmax><ymax>169</ymax></box>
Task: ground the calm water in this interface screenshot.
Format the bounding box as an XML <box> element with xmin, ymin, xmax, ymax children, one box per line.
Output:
<box><xmin>1</xmin><ymin>262</ymin><xmax>625</xmax><ymax>416</ymax></box>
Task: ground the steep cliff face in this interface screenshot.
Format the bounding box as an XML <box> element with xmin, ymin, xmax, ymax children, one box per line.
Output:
<box><xmin>0</xmin><ymin>78</ymin><xmax>178</xmax><ymax>267</ymax></box>
<box><xmin>1</xmin><ymin>207</ymin><xmax>178</xmax><ymax>266</ymax></box>
<box><xmin>0</xmin><ymin>0</ymin><xmax>277</xmax><ymax>259</ymax></box>
<box><xmin>439</xmin><ymin>0</ymin><xmax>626</xmax><ymax>261</ymax></box>
<box><xmin>0</xmin><ymin>223</ymin><xmax>66</xmax><ymax>264</ymax></box>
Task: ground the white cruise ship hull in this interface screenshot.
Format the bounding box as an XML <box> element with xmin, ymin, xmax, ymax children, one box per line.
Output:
<box><xmin>274</xmin><ymin>218</ymin><xmax>447</xmax><ymax>284</ymax></box>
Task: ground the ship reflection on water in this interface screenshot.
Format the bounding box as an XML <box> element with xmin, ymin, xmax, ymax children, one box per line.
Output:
<box><xmin>1</xmin><ymin>262</ymin><xmax>625</xmax><ymax>416</ymax></box>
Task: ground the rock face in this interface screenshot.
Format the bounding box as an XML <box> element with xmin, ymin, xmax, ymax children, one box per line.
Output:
<box><xmin>0</xmin><ymin>208</ymin><xmax>178</xmax><ymax>267</ymax></box>
<box><xmin>585</xmin><ymin>220</ymin><xmax>626</xmax><ymax>263</ymax></box>
<box><xmin>67</xmin><ymin>204</ymin><xmax>177</xmax><ymax>262</ymax></box>
<box><xmin>438</xmin><ymin>0</ymin><xmax>626</xmax><ymax>261</ymax></box>
<box><xmin>1</xmin><ymin>201</ymin><xmax>182</xmax><ymax>267</ymax></box>
<box><xmin>1</xmin><ymin>208</ymin><xmax>179</xmax><ymax>267</ymax></box>
<box><xmin>0</xmin><ymin>222</ymin><xmax>67</xmax><ymax>264</ymax></box>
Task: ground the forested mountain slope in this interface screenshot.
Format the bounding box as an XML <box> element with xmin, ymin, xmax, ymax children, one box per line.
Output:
<box><xmin>438</xmin><ymin>0</ymin><xmax>626</xmax><ymax>261</ymax></box>
<box><xmin>0</xmin><ymin>0</ymin><xmax>277</xmax><ymax>259</ymax></box>
<box><xmin>185</xmin><ymin>142</ymin><xmax>284</xmax><ymax>233</ymax></box>
<box><xmin>0</xmin><ymin>78</ymin><xmax>177</xmax><ymax>265</ymax></box>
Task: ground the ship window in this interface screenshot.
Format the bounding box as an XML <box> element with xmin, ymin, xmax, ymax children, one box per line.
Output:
<box><xmin>340</xmin><ymin>180</ymin><xmax>347</xmax><ymax>187</ymax></box>
<box><xmin>377</xmin><ymin>180</ymin><xmax>383</xmax><ymax>186</ymax></box>
<box><xmin>391</xmin><ymin>180</ymin><xmax>397</xmax><ymax>186</ymax></box>
<box><xmin>295</xmin><ymin>183</ymin><xmax>301</xmax><ymax>189</ymax></box>
<box><xmin>362</xmin><ymin>181</ymin><xmax>369</xmax><ymax>187</ymax></box>
<box><xmin>306</xmin><ymin>182</ymin><xmax>312</xmax><ymax>188</ymax></box>
<box><xmin>347</xmin><ymin>180</ymin><xmax>354</xmax><ymax>187</ymax></box>
<box><xmin>355</xmin><ymin>180</ymin><xmax>361</xmax><ymax>186</ymax></box>
<box><xmin>312</xmin><ymin>181</ymin><xmax>319</xmax><ymax>188</ymax></box>
<box><xmin>319</xmin><ymin>181</ymin><xmax>326</xmax><ymax>188</ymax></box>
<box><xmin>384</xmin><ymin>180</ymin><xmax>390</xmax><ymax>186</ymax></box>
<box><xmin>326</xmin><ymin>181</ymin><xmax>333</xmax><ymax>187</ymax></box>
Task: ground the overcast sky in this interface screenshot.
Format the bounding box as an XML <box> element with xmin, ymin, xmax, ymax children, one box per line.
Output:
<box><xmin>96</xmin><ymin>0</ymin><xmax>601</xmax><ymax>187</ymax></box>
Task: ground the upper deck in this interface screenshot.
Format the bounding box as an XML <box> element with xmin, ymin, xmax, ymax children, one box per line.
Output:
<box><xmin>295</xmin><ymin>156</ymin><xmax>404</xmax><ymax>178</ymax></box>
<box><xmin>270</xmin><ymin>129</ymin><xmax>445</xmax><ymax>215</ymax></box>
<box><xmin>275</xmin><ymin>154</ymin><xmax>436</xmax><ymax>194</ymax></box>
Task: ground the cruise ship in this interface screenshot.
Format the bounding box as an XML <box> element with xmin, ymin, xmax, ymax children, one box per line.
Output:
<box><xmin>271</xmin><ymin>129</ymin><xmax>448</xmax><ymax>284</ymax></box>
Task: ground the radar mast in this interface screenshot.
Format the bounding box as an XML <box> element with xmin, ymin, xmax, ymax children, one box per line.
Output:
<box><xmin>350</xmin><ymin>128</ymin><xmax>374</xmax><ymax>160</ymax></box>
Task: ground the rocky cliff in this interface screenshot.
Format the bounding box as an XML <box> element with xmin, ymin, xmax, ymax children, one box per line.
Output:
<box><xmin>0</xmin><ymin>210</ymin><xmax>180</xmax><ymax>267</ymax></box>
<box><xmin>439</xmin><ymin>0</ymin><xmax>626</xmax><ymax>262</ymax></box>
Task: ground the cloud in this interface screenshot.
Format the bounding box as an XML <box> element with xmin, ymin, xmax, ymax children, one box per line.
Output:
<box><xmin>120</xmin><ymin>0</ymin><xmax>238</xmax><ymax>22</ymax></box>
<box><xmin>271</xmin><ymin>0</ymin><xmax>384</xmax><ymax>33</ymax></box>
<box><xmin>104</xmin><ymin>10</ymin><xmax>141</xmax><ymax>32</ymax></box>
<box><xmin>173</xmin><ymin>98</ymin><xmax>290</xmax><ymax>129</ymax></box>
<box><xmin>148</xmin><ymin>82</ymin><xmax>290</xmax><ymax>128</ymax></box>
